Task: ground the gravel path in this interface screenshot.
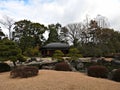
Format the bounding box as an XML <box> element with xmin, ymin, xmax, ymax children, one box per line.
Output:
<box><xmin>0</xmin><ymin>70</ymin><xmax>120</xmax><ymax>90</ymax></box>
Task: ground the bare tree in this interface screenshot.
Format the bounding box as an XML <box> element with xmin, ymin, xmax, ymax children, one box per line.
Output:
<box><xmin>61</xmin><ymin>23</ymin><xmax>84</xmax><ymax>46</ymax></box>
<box><xmin>95</xmin><ymin>15</ymin><xmax>110</xmax><ymax>29</ymax></box>
<box><xmin>0</xmin><ymin>27</ymin><xmax>5</xmax><ymax>40</ymax></box>
<box><xmin>0</xmin><ymin>15</ymin><xmax>14</xmax><ymax>39</ymax></box>
<box><xmin>61</xmin><ymin>15</ymin><xmax>110</xmax><ymax>46</ymax></box>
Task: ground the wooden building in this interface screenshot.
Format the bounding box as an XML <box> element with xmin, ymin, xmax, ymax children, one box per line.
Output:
<box><xmin>41</xmin><ymin>42</ymin><xmax>69</xmax><ymax>57</ymax></box>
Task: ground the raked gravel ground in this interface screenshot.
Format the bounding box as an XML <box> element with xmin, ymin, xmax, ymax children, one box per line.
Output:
<box><xmin>0</xmin><ymin>70</ymin><xmax>120</xmax><ymax>90</ymax></box>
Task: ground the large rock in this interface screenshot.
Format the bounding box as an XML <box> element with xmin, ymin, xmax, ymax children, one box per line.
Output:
<box><xmin>65</xmin><ymin>60</ymin><xmax>77</xmax><ymax>72</ymax></box>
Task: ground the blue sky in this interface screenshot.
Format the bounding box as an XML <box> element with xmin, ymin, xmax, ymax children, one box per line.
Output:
<box><xmin>23</xmin><ymin>0</ymin><xmax>29</xmax><ymax>4</ymax></box>
<box><xmin>0</xmin><ymin>0</ymin><xmax>120</xmax><ymax>34</ymax></box>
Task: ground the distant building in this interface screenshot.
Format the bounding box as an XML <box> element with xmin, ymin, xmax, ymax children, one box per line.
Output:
<box><xmin>41</xmin><ymin>42</ymin><xmax>69</xmax><ymax>57</ymax></box>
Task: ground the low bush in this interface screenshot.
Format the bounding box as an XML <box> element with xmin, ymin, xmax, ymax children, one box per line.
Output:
<box><xmin>87</xmin><ymin>65</ymin><xmax>109</xmax><ymax>78</ymax></box>
<box><xmin>27</xmin><ymin>64</ymin><xmax>41</xmax><ymax>69</ymax></box>
<box><xmin>0</xmin><ymin>63</ymin><xmax>11</xmax><ymax>73</ymax></box>
<box><xmin>68</xmin><ymin>48</ymin><xmax>82</xmax><ymax>60</ymax></box>
<box><xmin>84</xmin><ymin>62</ymin><xmax>98</xmax><ymax>68</ymax></box>
<box><xmin>55</xmin><ymin>62</ymin><xmax>72</xmax><ymax>71</ymax></box>
<box><xmin>112</xmin><ymin>68</ymin><xmax>120</xmax><ymax>82</ymax></box>
<box><xmin>10</xmin><ymin>66</ymin><xmax>39</xmax><ymax>78</ymax></box>
<box><xmin>52</xmin><ymin>50</ymin><xmax>64</xmax><ymax>61</ymax></box>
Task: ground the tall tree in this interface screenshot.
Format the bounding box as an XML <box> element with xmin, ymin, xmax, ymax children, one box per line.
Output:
<box><xmin>95</xmin><ymin>15</ymin><xmax>109</xmax><ymax>29</ymax></box>
<box><xmin>0</xmin><ymin>15</ymin><xmax>14</xmax><ymax>40</ymax></box>
<box><xmin>13</xmin><ymin>20</ymin><xmax>32</xmax><ymax>53</ymax></box>
<box><xmin>46</xmin><ymin>23</ymin><xmax>61</xmax><ymax>44</ymax></box>
<box><xmin>30</xmin><ymin>22</ymin><xmax>47</xmax><ymax>45</ymax></box>
<box><xmin>80</xmin><ymin>28</ymin><xmax>120</xmax><ymax>57</ymax></box>
<box><xmin>61</xmin><ymin>23</ymin><xmax>84</xmax><ymax>47</ymax></box>
<box><xmin>13</xmin><ymin>20</ymin><xmax>47</xmax><ymax>53</ymax></box>
<box><xmin>13</xmin><ymin>20</ymin><xmax>31</xmax><ymax>39</ymax></box>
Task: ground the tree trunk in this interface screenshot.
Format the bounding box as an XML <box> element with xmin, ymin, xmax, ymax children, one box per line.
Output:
<box><xmin>9</xmin><ymin>27</ymin><xmax>11</xmax><ymax>40</ymax></box>
<box><xmin>12</xmin><ymin>61</ymin><xmax>17</xmax><ymax>67</ymax></box>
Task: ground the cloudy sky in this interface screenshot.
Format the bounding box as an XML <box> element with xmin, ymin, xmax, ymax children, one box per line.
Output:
<box><xmin>0</xmin><ymin>0</ymin><xmax>120</xmax><ymax>34</ymax></box>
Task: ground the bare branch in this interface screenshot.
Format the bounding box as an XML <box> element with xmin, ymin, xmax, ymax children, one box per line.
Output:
<box><xmin>0</xmin><ymin>15</ymin><xmax>14</xmax><ymax>39</ymax></box>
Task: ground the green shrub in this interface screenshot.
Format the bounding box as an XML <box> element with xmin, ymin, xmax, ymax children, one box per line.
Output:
<box><xmin>68</xmin><ymin>48</ymin><xmax>82</xmax><ymax>60</ymax></box>
<box><xmin>112</xmin><ymin>68</ymin><xmax>120</xmax><ymax>82</ymax></box>
<box><xmin>23</xmin><ymin>46</ymin><xmax>40</xmax><ymax>57</ymax></box>
<box><xmin>84</xmin><ymin>62</ymin><xmax>98</xmax><ymax>68</ymax></box>
<box><xmin>0</xmin><ymin>63</ymin><xmax>11</xmax><ymax>72</ymax></box>
<box><xmin>17</xmin><ymin>54</ymin><xmax>26</xmax><ymax>62</ymax></box>
<box><xmin>52</xmin><ymin>50</ymin><xmax>64</xmax><ymax>61</ymax></box>
<box><xmin>27</xmin><ymin>64</ymin><xmax>41</xmax><ymax>69</ymax></box>
<box><xmin>87</xmin><ymin>65</ymin><xmax>109</xmax><ymax>78</ymax></box>
<box><xmin>55</xmin><ymin>62</ymin><xmax>72</xmax><ymax>71</ymax></box>
<box><xmin>10</xmin><ymin>66</ymin><xmax>39</xmax><ymax>78</ymax></box>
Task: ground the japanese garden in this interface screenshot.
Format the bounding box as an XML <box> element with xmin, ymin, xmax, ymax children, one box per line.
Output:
<box><xmin>0</xmin><ymin>15</ymin><xmax>120</xmax><ymax>90</ymax></box>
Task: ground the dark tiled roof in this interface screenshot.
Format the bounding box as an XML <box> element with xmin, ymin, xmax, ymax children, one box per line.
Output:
<box><xmin>42</xmin><ymin>42</ymin><xmax>69</xmax><ymax>49</ymax></box>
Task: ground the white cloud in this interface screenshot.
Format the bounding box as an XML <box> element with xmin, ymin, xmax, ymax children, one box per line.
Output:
<box><xmin>0</xmin><ymin>0</ymin><xmax>120</xmax><ymax>35</ymax></box>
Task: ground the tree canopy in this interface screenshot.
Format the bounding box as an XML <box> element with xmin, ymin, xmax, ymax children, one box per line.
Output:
<box><xmin>45</xmin><ymin>23</ymin><xmax>61</xmax><ymax>44</ymax></box>
<box><xmin>0</xmin><ymin>38</ymin><xmax>22</xmax><ymax>66</ymax></box>
<box><xmin>0</xmin><ymin>15</ymin><xmax>120</xmax><ymax>58</ymax></box>
<box><xmin>12</xmin><ymin>20</ymin><xmax>47</xmax><ymax>54</ymax></box>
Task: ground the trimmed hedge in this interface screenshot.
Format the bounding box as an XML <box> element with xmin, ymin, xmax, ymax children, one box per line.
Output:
<box><xmin>10</xmin><ymin>66</ymin><xmax>39</xmax><ymax>78</ymax></box>
<box><xmin>0</xmin><ymin>63</ymin><xmax>11</xmax><ymax>72</ymax></box>
<box><xmin>87</xmin><ymin>65</ymin><xmax>109</xmax><ymax>78</ymax></box>
<box><xmin>112</xmin><ymin>68</ymin><xmax>120</xmax><ymax>82</ymax></box>
<box><xmin>55</xmin><ymin>62</ymin><xmax>72</xmax><ymax>71</ymax></box>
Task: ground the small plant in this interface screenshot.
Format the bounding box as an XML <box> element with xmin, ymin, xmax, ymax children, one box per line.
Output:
<box><xmin>10</xmin><ymin>66</ymin><xmax>39</xmax><ymax>78</ymax></box>
<box><xmin>87</xmin><ymin>65</ymin><xmax>109</xmax><ymax>78</ymax></box>
<box><xmin>55</xmin><ymin>61</ymin><xmax>72</xmax><ymax>71</ymax></box>
<box><xmin>52</xmin><ymin>50</ymin><xmax>64</xmax><ymax>61</ymax></box>
<box><xmin>0</xmin><ymin>63</ymin><xmax>11</xmax><ymax>73</ymax></box>
<box><xmin>68</xmin><ymin>48</ymin><xmax>82</xmax><ymax>61</ymax></box>
<box><xmin>112</xmin><ymin>68</ymin><xmax>120</xmax><ymax>82</ymax></box>
<box><xmin>23</xmin><ymin>46</ymin><xmax>40</xmax><ymax>57</ymax></box>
